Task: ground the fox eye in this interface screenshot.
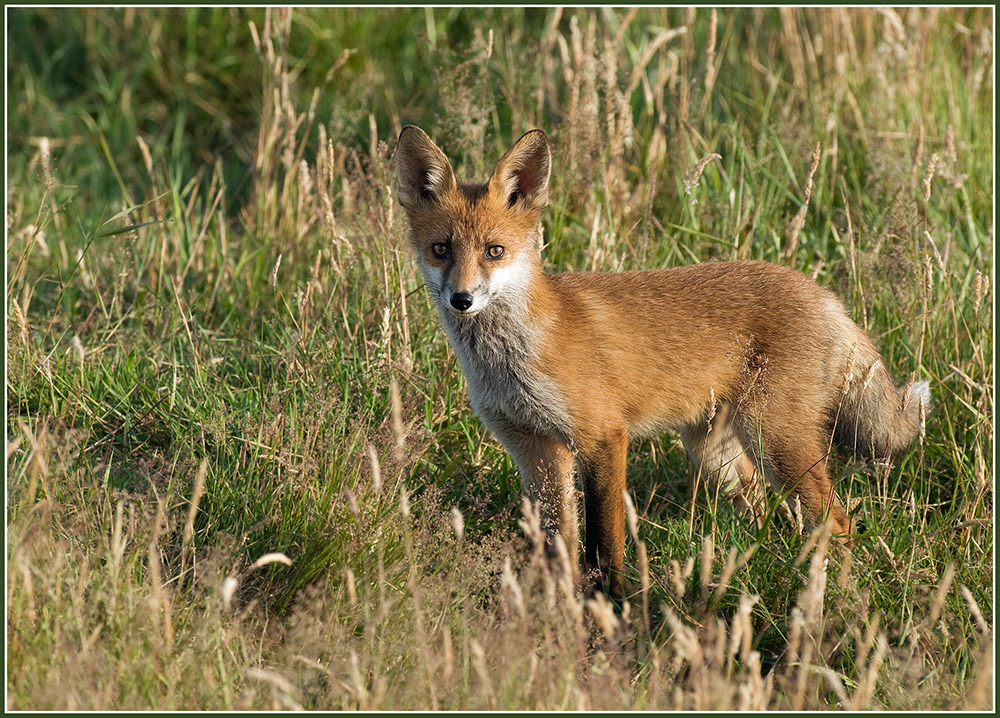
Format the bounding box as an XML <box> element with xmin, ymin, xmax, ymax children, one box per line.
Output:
<box><xmin>431</xmin><ymin>242</ymin><xmax>449</xmax><ymax>258</ymax></box>
<box><xmin>486</xmin><ymin>245</ymin><xmax>505</xmax><ymax>259</ymax></box>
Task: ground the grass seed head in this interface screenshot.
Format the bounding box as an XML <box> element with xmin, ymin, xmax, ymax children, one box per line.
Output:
<box><xmin>923</xmin><ymin>153</ymin><xmax>939</xmax><ymax>203</ymax></box>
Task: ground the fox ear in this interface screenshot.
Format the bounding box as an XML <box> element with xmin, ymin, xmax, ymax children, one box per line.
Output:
<box><xmin>489</xmin><ymin>130</ymin><xmax>551</xmax><ymax>212</ymax></box>
<box><xmin>395</xmin><ymin>126</ymin><xmax>457</xmax><ymax>210</ymax></box>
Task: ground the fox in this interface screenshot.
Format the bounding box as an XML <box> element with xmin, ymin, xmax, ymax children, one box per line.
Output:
<box><xmin>395</xmin><ymin>125</ymin><xmax>930</xmax><ymax>598</ymax></box>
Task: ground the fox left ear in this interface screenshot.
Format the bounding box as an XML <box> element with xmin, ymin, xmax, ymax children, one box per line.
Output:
<box><xmin>489</xmin><ymin>130</ymin><xmax>551</xmax><ymax>212</ymax></box>
<box><xmin>395</xmin><ymin>126</ymin><xmax>457</xmax><ymax>210</ymax></box>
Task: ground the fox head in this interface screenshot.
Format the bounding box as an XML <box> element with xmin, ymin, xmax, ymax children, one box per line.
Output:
<box><xmin>395</xmin><ymin>126</ymin><xmax>550</xmax><ymax>317</ymax></box>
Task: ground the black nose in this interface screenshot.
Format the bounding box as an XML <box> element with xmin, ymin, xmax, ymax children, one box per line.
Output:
<box><xmin>450</xmin><ymin>292</ymin><xmax>474</xmax><ymax>311</ymax></box>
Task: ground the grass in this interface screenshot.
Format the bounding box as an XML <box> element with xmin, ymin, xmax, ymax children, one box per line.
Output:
<box><xmin>6</xmin><ymin>6</ymin><xmax>994</xmax><ymax>710</ymax></box>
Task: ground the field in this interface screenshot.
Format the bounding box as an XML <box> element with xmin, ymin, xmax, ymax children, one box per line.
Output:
<box><xmin>6</xmin><ymin>7</ymin><xmax>994</xmax><ymax>710</ymax></box>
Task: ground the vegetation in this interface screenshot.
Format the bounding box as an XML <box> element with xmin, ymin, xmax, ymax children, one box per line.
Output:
<box><xmin>6</xmin><ymin>7</ymin><xmax>993</xmax><ymax>710</ymax></box>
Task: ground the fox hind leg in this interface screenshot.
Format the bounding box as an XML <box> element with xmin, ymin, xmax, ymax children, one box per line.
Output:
<box><xmin>680</xmin><ymin>401</ymin><xmax>768</xmax><ymax>528</ymax></box>
<box><xmin>736</xmin><ymin>412</ymin><xmax>853</xmax><ymax>545</ymax></box>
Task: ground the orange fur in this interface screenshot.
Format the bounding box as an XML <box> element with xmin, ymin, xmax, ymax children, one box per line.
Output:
<box><xmin>396</xmin><ymin>126</ymin><xmax>929</xmax><ymax>598</ymax></box>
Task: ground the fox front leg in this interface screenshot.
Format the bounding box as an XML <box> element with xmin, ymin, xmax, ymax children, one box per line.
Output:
<box><xmin>492</xmin><ymin>425</ymin><xmax>580</xmax><ymax>581</ymax></box>
<box><xmin>577</xmin><ymin>427</ymin><xmax>629</xmax><ymax>600</ymax></box>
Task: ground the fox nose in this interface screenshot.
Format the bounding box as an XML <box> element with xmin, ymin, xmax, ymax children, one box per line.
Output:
<box><xmin>450</xmin><ymin>292</ymin><xmax>474</xmax><ymax>312</ymax></box>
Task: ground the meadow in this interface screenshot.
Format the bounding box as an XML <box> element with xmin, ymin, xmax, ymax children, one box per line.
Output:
<box><xmin>6</xmin><ymin>7</ymin><xmax>994</xmax><ymax>710</ymax></box>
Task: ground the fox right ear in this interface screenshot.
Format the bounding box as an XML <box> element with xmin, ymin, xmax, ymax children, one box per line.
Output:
<box><xmin>395</xmin><ymin>126</ymin><xmax>457</xmax><ymax>210</ymax></box>
<box><xmin>488</xmin><ymin>129</ymin><xmax>551</xmax><ymax>212</ymax></box>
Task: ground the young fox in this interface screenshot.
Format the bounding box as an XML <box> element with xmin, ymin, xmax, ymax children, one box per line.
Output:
<box><xmin>395</xmin><ymin>126</ymin><xmax>929</xmax><ymax>597</ymax></box>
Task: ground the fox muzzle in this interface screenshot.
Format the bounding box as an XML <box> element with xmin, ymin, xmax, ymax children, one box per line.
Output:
<box><xmin>449</xmin><ymin>292</ymin><xmax>474</xmax><ymax>312</ymax></box>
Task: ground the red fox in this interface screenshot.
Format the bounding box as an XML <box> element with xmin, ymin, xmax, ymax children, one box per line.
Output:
<box><xmin>395</xmin><ymin>126</ymin><xmax>930</xmax><ymax>598</ymax></box>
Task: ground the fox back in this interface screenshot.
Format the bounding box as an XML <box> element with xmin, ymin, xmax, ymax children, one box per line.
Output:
<box><xmin>396</xmin><ymin>126</ymin><xmax>929</xmax><ymax>598</ymax></box>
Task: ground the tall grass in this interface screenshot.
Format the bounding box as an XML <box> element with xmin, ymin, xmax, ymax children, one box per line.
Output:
<box><xmin>6</xmin><ymin>7</ymin><xmax>993</xmax><ymax>710</ymax></box>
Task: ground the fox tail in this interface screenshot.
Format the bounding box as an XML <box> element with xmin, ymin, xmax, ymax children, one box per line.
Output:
<box><xmin>832</xmin><ymin>339</ymin><xmax>930</xmax><ymax>459</ymax></box>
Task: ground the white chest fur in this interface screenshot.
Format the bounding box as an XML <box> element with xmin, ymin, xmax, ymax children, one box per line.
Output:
<box><xmin>439</xmin><ymin>301</ymin><xmax>573</xmax><ymax>441</ymax></box>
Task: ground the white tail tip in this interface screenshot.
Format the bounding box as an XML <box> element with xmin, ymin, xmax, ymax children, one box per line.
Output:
<box><xmin>911</xmin><ymin>380</ymin><xmax>931</xmax><ymax>412</ymax></box>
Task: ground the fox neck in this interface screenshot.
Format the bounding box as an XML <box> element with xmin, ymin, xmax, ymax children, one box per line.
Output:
<box><xmin>434</xmin><ymin>263</ymin><xmax>571</xmax><ymax>438</ymax></box>
<box><xmin>437</xmin><ymin>261</ymin><xmax>545</xmax><ymax>368</ymax></box>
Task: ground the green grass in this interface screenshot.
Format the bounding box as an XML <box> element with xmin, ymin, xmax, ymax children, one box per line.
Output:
<box><xmin>6</xmin><ymin>7</ymin><xmax>993</xmax><ymax>710</ymax></box>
